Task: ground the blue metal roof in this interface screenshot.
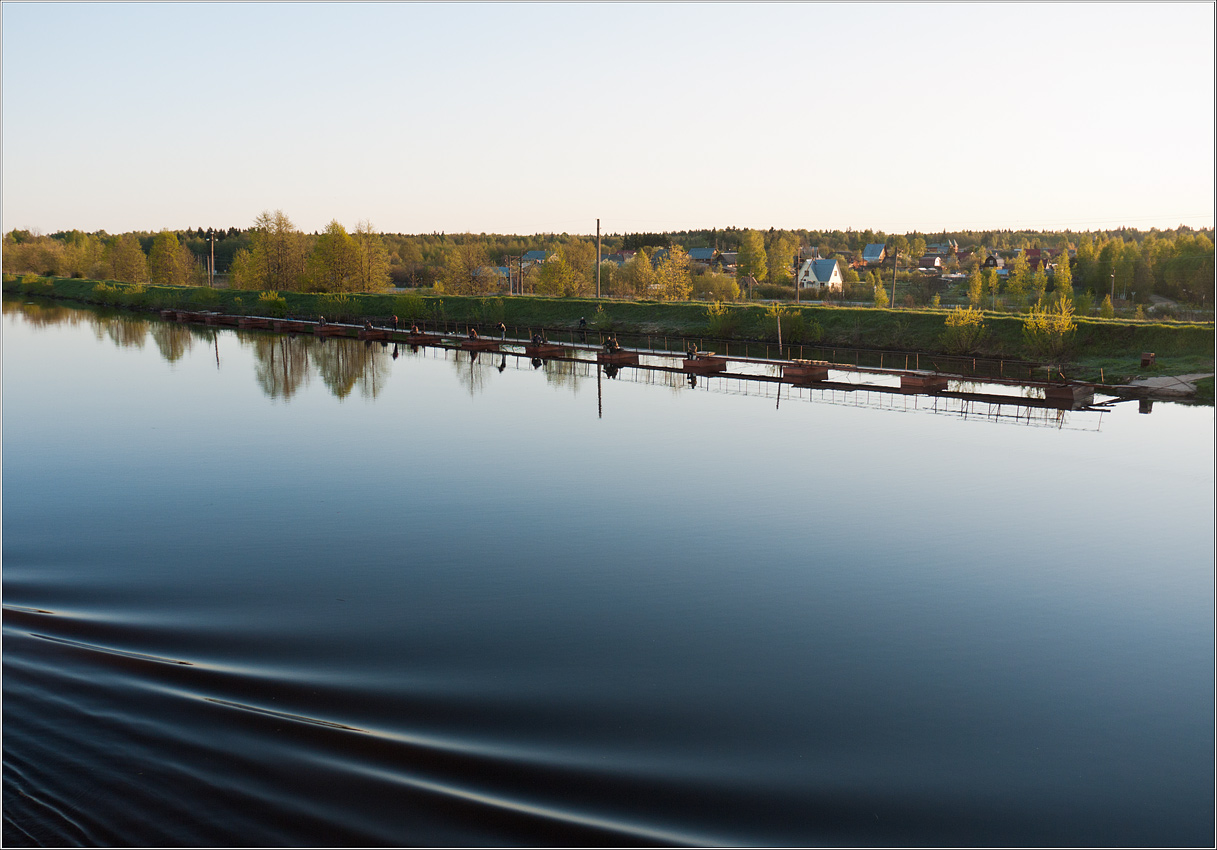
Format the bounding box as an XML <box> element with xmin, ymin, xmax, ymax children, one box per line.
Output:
<box><xmin>813</xmin><ymin>259</ymin><xmax>838</xmax><ymax>280</ymax></box>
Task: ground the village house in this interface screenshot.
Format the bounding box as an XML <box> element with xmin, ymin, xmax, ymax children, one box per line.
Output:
<box><xmin>797</xmin><ymin>258</ymin><xmax>843</xmax><ymax>291</ymax></box>
<box><xmin>918</xmin><ymin>255</ymin><xmax>943</xmax><ymax>271</ymax></box>
<box><xmin>1021</xmin><ymin>247</ymin><xmax>1066</xmax><ymax>272</ymax></box>
<box><xmin>861</xmin><ymin>243</ymin><xmax>887</xmax><ymax>265</ymax></box>
<box><xmin>599</xmin><ymin>249</ymin><xmax>636</xmax><ymax>267</ymax></box>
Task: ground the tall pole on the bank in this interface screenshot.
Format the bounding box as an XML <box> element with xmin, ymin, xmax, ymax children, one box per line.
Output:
<box><xmin>596</xmin><ymin>218</ymin><xmax>601</xmax><ymax>299</ymax></box>
<box><xmin>890</xmin><ymin>244</ymin><xmax>897</xmax><ymax>308</ymax></box>
<box><xmin>794</xmin><ymin>250</ymin><xmax>800</xmax><ymax>304</ymax></box>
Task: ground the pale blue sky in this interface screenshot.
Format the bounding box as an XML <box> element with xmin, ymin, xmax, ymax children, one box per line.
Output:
<box><xmin>3</xmin><ymin>2</ymin><xmax>1213</xmax><ymax>236</ymax></box>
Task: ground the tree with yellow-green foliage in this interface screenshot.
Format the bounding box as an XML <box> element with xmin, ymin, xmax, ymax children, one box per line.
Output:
<box><xmin>692</xmin><ymin>271</ymin><xmax>740</xmax><ymax>301</ymax></box>
<box><xmin>105</xmin><ymin>233</ymin><xmax>149</xmax><ymax>283</ymax></box>
<box><xmin>967</xmin><ymin>269</ymin><xmax>984</xmax><ymax>307</ymax></box>
<box><xmin>534</xmin><ymin>250</ymin><xmax>585</xmax><ymax>297</ymax></box>
<box><xmin>1030</xmin><ymin>264</ymin><xmax>1048</xmax><ymax>306</ymax></box>
<box><xmin>1022</xmin><ymin>298</ymin><xmax>1077</xmax><ymax>359</ymax></box>
<box><xmin>148</xmin><ymin>231</ymin><xmax>200</xmax><ymax>287</ymax></box>
<box><xmin>737</xmin><ymin>230</ymin><xmax>767</xmax><ymax>283</ymax></box>
<box><xmin>766</xmin><ymin>233</ymin><xmax>798</xmax><ymax>284</ymax></box>
<box><xmin>231</xmin><ymin>210</ymin><xmax>307</xmax><ymax>291</ymax></box>
<box><xmin>435</xmin><ymin>242</ymin><xmax>492</xmax><ymax>295</ymax></box>
<box><xmin>942</xmin><ymin>306</ymin><xmax>986</xmax><ymax>354</ymax></box>
<box><xmin>986</xmin><ymin>267</ymin><xmax>1001</xmax><ymax>310</ymax></box>
<box><xmin>616</xmin><ymin>249</ymin><xmax>655</xmax><ymax>298</ymax></box>
<box><xmin>307</xmin><ymin>221</ymin><xmax>360</xmax><ymax>292</ymax></box>
<box><xmin>352</xmin><ymin>220</ymin><xmax>391</xmax><ymax>292</ymax></box>
<box><xmin>1006</xmin><ymin>252</ymin><xmax>1029</xmax><ymax>308</ymax></box>
<box><xmin>1053</xmin><ymin>252</ymin><xmax>1073</xmax><ymax>304</ymax></box>
<box><xmin>654</xmin><ymin>245</ymin><xmax>692</xmax><ymax>301</ymax></box>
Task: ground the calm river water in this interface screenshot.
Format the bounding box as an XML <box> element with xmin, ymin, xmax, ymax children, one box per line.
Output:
<box><xmin>3</xmin><ymin>298</ymin><xmax>1214</xmax><ymax>847</ymax></box>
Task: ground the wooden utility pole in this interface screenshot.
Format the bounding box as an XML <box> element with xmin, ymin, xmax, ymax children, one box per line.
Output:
<box><xmin>596</xmin><ymin>218</ymin><xmax>601</xmax><ymax>298</ymax></box>
<box><xmin>207</xmin><ymin>229</ymin><xmax>216</xmax><ymax>288</ymax></box>
<box><xmin>890</xmin><ymin>244</ymin><xmax>898</xmax><ymax>308</ymax></box>
<box><xmin>794</xmin><ymin>251</ymin><xmax>800</xmax><ymax>304</ymax></box>
<box><xmin>503</xmin><ymin>252</ymin><xmax>523</xmax><ymax>294</ymax></box>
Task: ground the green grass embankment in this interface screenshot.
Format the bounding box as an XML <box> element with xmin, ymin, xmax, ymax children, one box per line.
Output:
<box><xmin>5</xmin><ymin>274</ymin><xmax>1212</xmax><ymax>384</ymax></box>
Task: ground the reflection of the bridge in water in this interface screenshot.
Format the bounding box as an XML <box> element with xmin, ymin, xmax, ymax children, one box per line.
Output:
<box><xmin>1</xmin><ymin>300</ymin><xmax>1110</xmax><ymax>429</ymax></box>
<box><xmin>452</xmin><ymin>346</ymin><xmax>1109</xmax><ymax>431</ymax></box>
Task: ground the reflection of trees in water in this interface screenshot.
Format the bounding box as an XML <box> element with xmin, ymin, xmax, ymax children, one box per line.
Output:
<box><xmin>3</xmin><ymin>299</ymin><xmax>81</xmax><ymax>328</ymax></box>
<box><xmin>312</xmin><ymin>337</ymin><xmax>389</xmax><ymax>400</ymax></box>
<box><xmin>250</xmin><ymin>334</ymin><xmax>313</xmax><ymax>400</ymax></box>
<box><xmin>452</xmin><ymin>349</ymin><xmax>490</xmax><ymax>397</ymax></box>
<box><xmin>105</xmin><ymin>315</ymin><xmax>149</xmax><ymax>349</ymax></box>
<box><xmin>660</xmin><ymin>369</ymin><xmax>688</xmax><ymax>395</ymax></box>
<box><xmin>151</xmin><ymin>323</ymin><xmax>195</xmax><ymax>362</ymax></box>
<box><xmin>541</xmin><ymin>358</ymin><xmax>584</xmax><ymax>394</ymax></box>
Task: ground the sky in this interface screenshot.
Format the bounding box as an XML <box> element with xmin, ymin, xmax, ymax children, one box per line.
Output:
<box><xmin>2</xmin><ymin>2</ymin><xmax>1214</xmax><ymax>237</ymax></box>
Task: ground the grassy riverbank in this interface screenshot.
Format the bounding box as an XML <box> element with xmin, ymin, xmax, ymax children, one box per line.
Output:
<box><xmin>6</xmin><ymin>274</ymin><xmax>1212</xmax><ymax>384</ymax></box>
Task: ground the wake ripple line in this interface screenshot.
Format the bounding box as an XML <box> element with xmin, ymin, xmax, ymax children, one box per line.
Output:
<box><xmin>3</xmin><ymin>812</ymin><xmax>41</xmax><ymax>846</ymax></box>
<box><xmin>198</xmin><ymin>696</ymin><xmax>706</xmax><ymax>844</ymax></box>
<box><xmin>203</xmin><ymin>697</ymin><xmax>367</xmax><ymax>732</ymax></box>
<box><xmin>334</xmin><ymin>758</ymin><xmax>710</xmax><ymax>847</ymax></box>
<box><xmin>30</xmin><ymin>634</ymin><xmax>194</xmax><ymax>666</ymax></box>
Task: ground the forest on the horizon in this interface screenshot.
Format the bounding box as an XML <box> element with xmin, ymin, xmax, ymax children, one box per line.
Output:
<box><xmin>4</xmin><ymin>216</ymin><xmax>1214</xmax><ymax>308</ymax></box>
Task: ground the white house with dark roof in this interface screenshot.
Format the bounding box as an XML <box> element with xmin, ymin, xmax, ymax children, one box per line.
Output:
<box><xmin>797</xmin><ymin>258</ymin><xmax>843</xmax><ymax>290</ymax></box>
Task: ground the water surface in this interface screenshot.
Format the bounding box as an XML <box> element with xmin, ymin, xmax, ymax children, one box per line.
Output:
<box><xmin>4</xmin><ymin>299</ymin><xmax>1213</xmax><ymax>846</ymax></box>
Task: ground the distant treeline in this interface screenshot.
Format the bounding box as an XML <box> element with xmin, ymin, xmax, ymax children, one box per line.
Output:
<box><xmin>4</xmin><ymin>216</ymin><xmax>1213</xmax><ymax>307</ymax></box>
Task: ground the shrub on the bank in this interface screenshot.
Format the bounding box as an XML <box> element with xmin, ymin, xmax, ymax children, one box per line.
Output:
<box><xmin>764</xmin><ymin>304</ymin><xmax>807</xmax><ymax>343</ymax></box>
<box><xmin>317</xmin><ymin>292</ymin><xmax>353</xmax><ymax>322</ymax></box>
<box><xmin>942</xmin><ymin>306</ymin><xmax>987</xmax><ymax>354</ymax></box>
<box><xmin>1023</xmin><ymin>300</ymin><xmax>1077</xmax><ymax>360</ymax></box>
<box><xmin>706</xmin><ymin>301</ymin><xmax>739</xmax><ymax>337</ymax></box>
<box><xmin>258</xmin><ymin>291</ymin><xmax>288</xmax><ymax>317</ymax></box>
<box><xmin>393</xmin><ymin>292</ymin><xmax>426</xmax><ymax>324</ymax></box>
